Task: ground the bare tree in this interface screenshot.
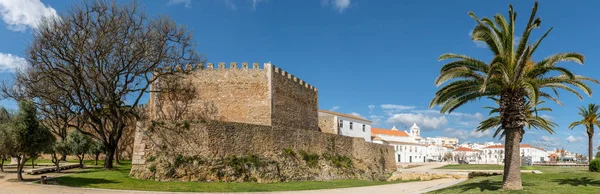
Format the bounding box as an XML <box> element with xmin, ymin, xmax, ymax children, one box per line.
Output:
<box><xmin>2</xmin><ymin>0</ymin><xmax>202</xmax><ymax>169</ymax></box>
<box><xmin>152</xmin><ymin>74</ymin><xmax>198</xmax><ymax>120</ymax></box>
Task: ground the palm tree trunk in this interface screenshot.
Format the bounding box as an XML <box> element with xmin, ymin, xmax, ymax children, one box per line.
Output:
<box><xmin>500</xmin><ymin>91</ymin><xmax>525</xmax><ymax>190</ymax></box>
<box><xmin>589</xmin><ymin>126</ymin><xmax>594</xmax><ymax>171</ymax></box>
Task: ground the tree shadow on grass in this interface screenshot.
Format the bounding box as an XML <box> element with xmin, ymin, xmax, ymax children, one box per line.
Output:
<box><xmin>552</xmin><ymin>177</ymin><xmax>600</xmax><ymax>187</ymax></box>
<box><xmin>454</xmin><ymin>180</ymin><xmax>503</xmax><ymax>192</ymax></box>
<box><xmin>446</xmin><ymin>179</ymin><xmax>537</xmax><ymax>193</ymax></box>
<box><xmin>54</xmin><ymin>177</ymin><xmax>118</xmax><ymax>187</ymax></box>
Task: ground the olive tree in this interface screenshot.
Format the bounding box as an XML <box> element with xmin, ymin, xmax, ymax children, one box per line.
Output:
<box><xmin>7</xmin><ymin>101</ymin><xmax>55</xmax><ymax>181</ymax></box>
<box><xmin>67</xmin><ymin>131</ymin><xmax>92</xmax><ymax>167</ymax></box>
<box><xmin>1</xmin><ymin>0</ymin><xmax>202</xmax><ymax>169</ymax></box>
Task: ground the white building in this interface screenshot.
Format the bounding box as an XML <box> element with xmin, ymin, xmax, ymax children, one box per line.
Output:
<box><xmin>480</xmin><ymin>144</ymin><xmax>549</xmax><ymax>164</ymax></box>
<box><xmin>390</xmin><ymin>141</ymin><xmax>428</xmax><ymax>163</ymax></box>
<box><xmin>318</xmin><ymin>110</ymin><xmax>372</xmax><ymax>142</ymax></box>
<box><xmin>371</xmin><ymin>126</ymin><xmax>416</xmax><ymax>143</ymax></box>
<box><xmin>452</xmin><ymin>147</ymin><xmax>482</xmax><ymax>163</ymax></box>
<box><xmin>420</xmin><ymin>137</ymin><xmax>459</xmax><ymax>147</ymax></box>
<box><xmin>371</xmin><ymin>124</ymin><xmax>453</xmax><ymax>163</ymax></box>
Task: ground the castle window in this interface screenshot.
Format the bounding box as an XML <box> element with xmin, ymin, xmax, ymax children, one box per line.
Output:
<box><xmin>350</xmin><ymin>122</ymin><xmax>353</xmax><ymax>130</ymax></box>
<box><xmin>362</xmin><ymin>125</ymin><xmax>366</xmax><ymax>132</ymax></box>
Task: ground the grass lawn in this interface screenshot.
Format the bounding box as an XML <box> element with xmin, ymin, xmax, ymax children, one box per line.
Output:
<box><xmin>50</xmin><ymin>160</ymin><xmax>408</xmax><ymax>192</ymax></box>
<box><xmin>436</xmin><ymin>164</ymin><xmax>538</xmax><ymax>171</ymax></box>
<box><xmin>429</xmin><ymin>165</ymin><xmax>600</xmax><ymax>194</ymax></box>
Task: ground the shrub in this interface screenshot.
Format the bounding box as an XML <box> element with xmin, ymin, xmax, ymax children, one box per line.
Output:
<box><xmin>590</xmin><ymin>159</ymin><xmax>600</xmax><ymax>172</ymax></box>
<box><xmin>148</xmin><ymin>164</ymin><xmax>157</xmax><ymax>173</ymax></box>
<box><xmin>299</xmin><ymin>150</ymin><xmax>319</xmax><ymax>168</ymax></box>
<box><xmin>282</xmin><ymin>148</ymin><xmax>296</xmax><ymax>158</ymax></box>
<box><xmin>175</xmin><ymin>154</ymin><xmax>185</xmax><ymax>167</ymax></box>
<box><xmin>323</xmin><ymin>153</ymin><xmax>353</xmax><ymax>168</ymax></box>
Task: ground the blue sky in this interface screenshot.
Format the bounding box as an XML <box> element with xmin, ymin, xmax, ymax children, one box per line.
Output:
<box><xmin>0</xmin><ymin>0</ymin><xmax>599</xmax><ymax>154</ymax></box>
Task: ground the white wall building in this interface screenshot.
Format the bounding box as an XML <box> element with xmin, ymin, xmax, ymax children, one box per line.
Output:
<box><xmin>452</xmin><ymin>147</ymin><xmax>482</xmax><ymax>163</ymax></box>
<box><xmin>390</xmin><ymin>141</ymin><xmax>428</xmax><ymax>163</ymax></box>
<box><xmin>371</xmin><ymin>126</ymin><xmax>416</xmax><ymax>143</ymax></box>
<box><xmin>318</xmin><ymin>110</ymin><xmax>372</xmax><ymax>142</ymax></box>
<box><xmin>371</xmin><ymin>123</ymin><xmax>454</xmax><ymax>163</ymax></box>
<box><xmin>480</xmin><ymin>144</ymin><xmax>549</xmax><ymax>164</ymax></box>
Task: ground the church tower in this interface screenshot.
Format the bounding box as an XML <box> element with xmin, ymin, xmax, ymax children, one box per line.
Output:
<box><xmin>410</xmin><ymin>123</ymin><xmax>420</xmax><ymax>137</ymax></box>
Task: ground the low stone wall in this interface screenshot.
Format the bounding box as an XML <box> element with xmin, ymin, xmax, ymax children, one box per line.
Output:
<box><xmin>130</xmin><ymin>120</ymin><xmax>395</xmax><ymax>182</ymax></box>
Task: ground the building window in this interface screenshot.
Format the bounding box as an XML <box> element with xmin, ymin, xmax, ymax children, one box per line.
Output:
<box><xmin>362</xmin><ymin>124</ymin><xmax>365</xmax><ymax>132</ymax></box>
<box><xmin>339</xmin><ymin>120</ymin><xmax>343</xmax><ymax>128</ymax></box>
<box><xmin>350</xmin><ymin>122</ymin><xmax>353</xmax><ymax>130</ymax></box>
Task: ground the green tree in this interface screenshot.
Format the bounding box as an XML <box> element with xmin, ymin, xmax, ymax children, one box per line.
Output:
<box><xmin>1</xmin><ymin>0</ymin><xmax>202</xmax><ymax>169</ymax></box>
<box><xmin>430</xmin><ymin>2</ymin><xmax>596</xmax><ymax>189</ymax></box>
<box><xmin>50</xmin><ymin>140</ymin><xmax>70</xmax><ymax>172</ymax></box>
<box><xmin>478</xmin><ymin>100</ymin><xmax>557</xmax><ymax>139</ymax></box>
<box><xmin>67</xmin><ymin>131</ymin><xmax>92</xmax><ymax>167</ymax></box>
<box><xmin>0</xmin><ymin>106</ymin><xmax>12</xmax><ymax>172</ymax></box>
<box><xmin>568</xmin><ymin>104</ymin><xmax>600</xmax><ymax>170</ymax></box>
<box><xmin>8</xmin><ymin>101</ymin><xmax>55</xmax><ymax>181</ymax></box>
<box><xmin>89</xmin><ymin>140</ymin><xmax>105</xmax><ymax>165</ymax></box>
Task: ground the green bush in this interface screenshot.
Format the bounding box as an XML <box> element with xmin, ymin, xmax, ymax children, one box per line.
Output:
<box><xmin>323</xmin><ymin>153</ymin><xmax>353</xmax><ymax>168</ymax></box>
<box><xmin>299</xmin><ymin>150</ymin><xmax>319</xmax><ymax>168</ymax></box>
<box><xmin>148</xmin><ymin>164</ymin><xmax>157</xmax><ymax>173</ymax></box>
<box><xmin>282</xmin><ymin>148</ymin><xmax>296</xmax><ymax>158</ymax></box>
<box><xmin>590</xmin><ymin>159</ymin><xmax>600</xmax><ymax>172</ymax></box>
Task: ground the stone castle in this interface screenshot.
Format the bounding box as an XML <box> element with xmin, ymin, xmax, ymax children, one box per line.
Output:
<box><xmin>132</xmin><ymin>62</ymin><xmax>395</xmax><ymax>183</ymax></box>
<box><xmin>146</xmin><ymin>62</ymin><xmax>318</xmax><ymax>131</ymax></box>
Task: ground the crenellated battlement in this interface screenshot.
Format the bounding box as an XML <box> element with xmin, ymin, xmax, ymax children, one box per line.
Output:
<box><xmin>272</xmin><ymin>64</ymin><xmax>318</xmax><ymax>93</ymax></box>
<box><xmin>154</xmin><ymin>62</ymin><xmax>318</xmax><ymax>93</ymax></box>
<box><xmin>148</xmin><ymin>61</ymin><xmax>319</xmax><ymax>131</ymax></box>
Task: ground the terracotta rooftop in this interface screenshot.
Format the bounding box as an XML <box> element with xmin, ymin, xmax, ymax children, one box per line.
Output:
<box><xmin>386</xmin><ymin>140</ymin><xmax>426</xmax><ymax>146</ymax></box>
<box><xmin>454</xmin><ymin>147</ymin><xmax>481</xmax><ymax>152</ymax></box>
<box><xmin>318</xmin><ymin>110</ymin><xmax>372</xmax><ymax>123</ymax></box>
<box><xmin>371</xmin><ymin>128</ymin><xmax>410</xmax><ymax>137</ymax></box>
<box><xmin>483</xmin><ymin>144</ymin><xmax>544</xmax><ymax>151</ymax></box>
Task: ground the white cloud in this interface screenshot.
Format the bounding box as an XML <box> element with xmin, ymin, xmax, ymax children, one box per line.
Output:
<box><xmin>329</xmin><ymin>106</ymin><xmax>340</xmax><ymax>111</ymax></box>
<box><xmin>531</xmin><ymin>136</ymin><xmax>560</xmax><ymax>149</ymax></box>
<box><xmin>251</xmin><ymin>0</ymin><xmax>266</xmax><ymax>10</ymax></box>
<box><xmin>386</xmin><ymin>113</ymin><xmax>448</xmax><ymax>130</ymax></box>
<box><xmin>539</xmin><ymin>114</ymin><xmax>553</xmax><ymax>120</ymax></box>
<box><xmin>167</xmin><ymin>0</ymin><xmax>191</xmax><ymax>8</ymax></box>
<box><xmin>566</xmin><ymin>135</ymin><xmax>584</xmax><ymax>143</ymax></box>
<box><xmin>369</xmin><ymin>115</ymin><xmax>384</xmax><ymax>126</ymax></box>
<box><xmin>224</xmin><ymin>0</ymin><xmax>236</xmax><ymax>10</ymax></box>
<box><xmin>0</xmin><ymin>53</ymin><xmax>26</xmax><ymax>72</ymax></box>
<box><xmin>322</xmin><ymin>0</ymin><xmax>351</xmax><ymax>13</ymax></box>
<box><xmin>349</xmin><ymin>112</ymin><xmax>364</xmax><ymax>119</ymax></box>
<box><xmin>381</xmin><ymin>104</ymin><xmax>416</xmax><ymax>113</ymax></box>
<box><xmin>368</xmin><ymin>105</ymin><xmax>375</xmax><ymax>114</ymax></box>
<box><xmin>469</xmin><ymin>129</ymin><xmax>491</xmax><ymax>138</ymax></box>
<box><xmin>0</xmin><ymin>0</ymin><xmax>57</xmax><ymax>31</ymax></box>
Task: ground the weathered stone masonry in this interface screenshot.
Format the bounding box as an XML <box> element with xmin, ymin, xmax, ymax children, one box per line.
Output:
<box><xmin>147</xmin><ymin>62</ymin><xmax>318</xmax><ymax>131</ymax></box>
<box><xmin>131</xmin><ymin>120</ymin><xmax>396</xmax><ymax>182</ymax></box>
<box><xmin>134</xmin><ymin>62</ymin><xmax>395</xmax><ymax>182</ymax></box>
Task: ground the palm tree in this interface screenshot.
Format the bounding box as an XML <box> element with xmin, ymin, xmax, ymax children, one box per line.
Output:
<box><xmin>478</xmin><ymin>99</ymin><xmax>557</xmax><ymax>139</ymax></box>
<box><xmin>430</xmin><ymin>2</ymin><xmax>597</xmax><ymax>190</ymax></box>
<box><xmin>568</xmin><ymin>103</ymin><xmax>600</xmax><ymax>170</ymax></box>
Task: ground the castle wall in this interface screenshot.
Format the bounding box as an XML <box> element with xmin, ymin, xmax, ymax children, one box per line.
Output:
<box><xmin>131</xmin><ymin>120</ymin><xmax>396</xmax><ymax>182</ymax></box>
<box><xmin>270</xmin><ymin>67</ymin><xmax>319</xmax><ymax>130</ymax></box>
<box><xmin>149</xmin><ymin>62</ymin><xmax>272</xmax><ymax>126</ymax></box>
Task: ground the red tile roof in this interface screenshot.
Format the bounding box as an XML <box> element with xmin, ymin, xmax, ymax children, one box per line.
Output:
<box><xmin>483</xmin><ymin>144</ymin><xmax>544</xmax><ymax>150</ymax></box>
<box><xmin>371</xmin><ymin>128</ymin><xmax>410</xmax><ymax>137</ymax></box>
<box><xmin>454</xmin><ymin>147</ymin><xmax>480</xmax><ymax>152</ymax></box>
<box><xmin>484</xmin><ymin>145</ymin><xmax>504</xmax><ymax>149</ymax></box>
